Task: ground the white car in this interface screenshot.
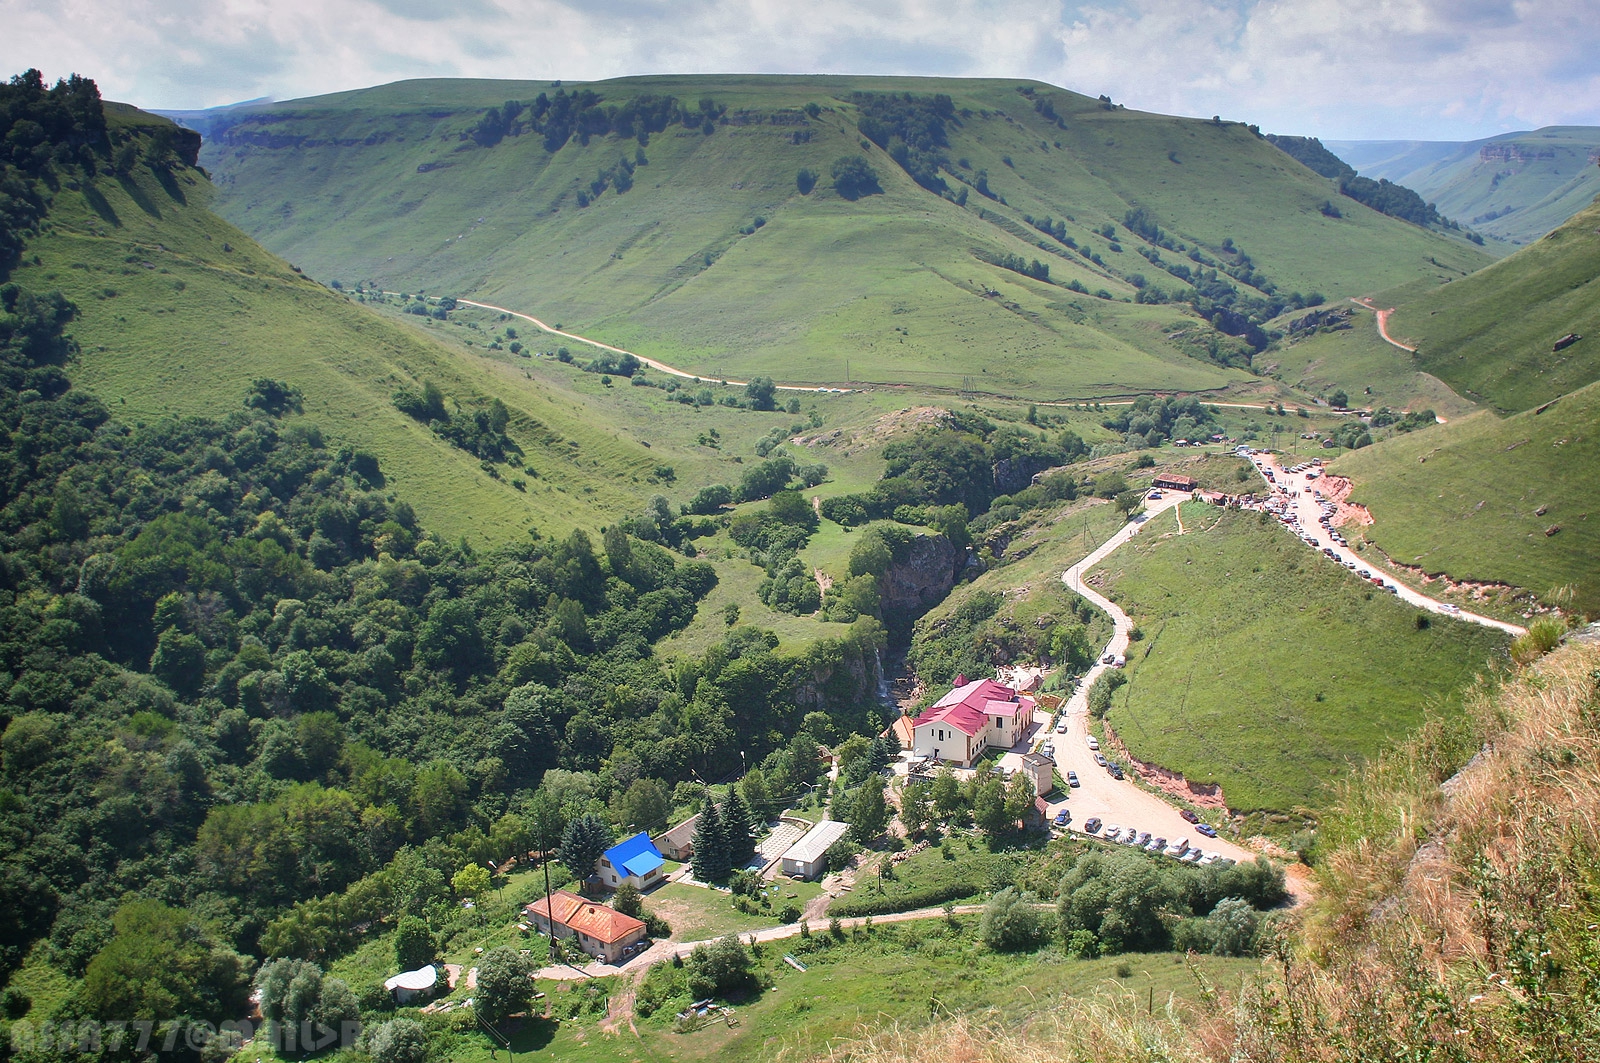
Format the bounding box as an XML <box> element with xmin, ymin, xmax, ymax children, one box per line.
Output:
<box><xmin>1055</xmin><ymin>718</ymin><xmax>1069</xmax><ymax>733</ymax></box>
<box><xmin>1103</xmin><ymin>824</ymin><xmax>1123</xmax><ymax>842</ymax></box>
<box><xmin>1198</xmin><ymin>851</ymin><xmax>1220</xmax><ymax>866</ymax></box>
<box><xmin>1086</xmin><ymin>736</ymin><xmax>1100</xmax><ymax>751</ymax></box>
<box><xmin>1163</xmin><ymin>840</ymin><xmax>1188</xmax><ymax>858</ymax></box>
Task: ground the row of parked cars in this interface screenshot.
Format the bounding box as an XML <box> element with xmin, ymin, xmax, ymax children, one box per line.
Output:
<box><xmin>1077</xmin><ymin>818</ymin><xmax>1232</xmax><ymax>866</ymax></box>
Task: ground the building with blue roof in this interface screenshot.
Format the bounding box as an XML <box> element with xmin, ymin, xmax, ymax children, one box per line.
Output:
<box><xmin>597</xmin><ymin>831</ymin><xmax>667</xmax><ymax>890</ymax></box>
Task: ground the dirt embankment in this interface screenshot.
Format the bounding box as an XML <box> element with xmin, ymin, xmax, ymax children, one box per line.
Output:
<box><xmin>1101</xmin><ymin>722</ymin><xmax>1228</xmax><ymax>810</ymax></box>
<box><xmin>1318</xmin><ymin>473</ymin><xmax>1373</xmax><ymax>527</ymax></box>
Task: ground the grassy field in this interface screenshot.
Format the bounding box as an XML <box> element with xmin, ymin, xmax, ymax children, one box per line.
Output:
<box><xmin>184</xmin><ymin>74</ymin><xmax>1488</xmax><ymax>401</ymax></box>
<box><xmin>1091</xmin><ymin>503</ymin><xmax>1510</xmax><ymax>813</ymax></box>
<box><xmin>1334</xmin><ymin>381</ymin><xmax>1600</xmax><ymax>615</ymax></box>
<box><xmin>1384</xmin><ymin>195</ymin><xmax>1600</xmax><ymax>413</ymax></box>
<box><xmin>646</xmin><ymin>880</ymin><xmax>826</xmax><ymax>942</ymax></box>
<box><xmin>440</xmin><ymin>916</ymin><xmax>1261</xmax><ymax>1063</ymax></box>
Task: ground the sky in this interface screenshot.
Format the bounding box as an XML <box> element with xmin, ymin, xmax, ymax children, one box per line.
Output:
<box><xmin>5</xmin><ymin>0</ymin><xmax>1598</xmax><ymax>141</ymax></box>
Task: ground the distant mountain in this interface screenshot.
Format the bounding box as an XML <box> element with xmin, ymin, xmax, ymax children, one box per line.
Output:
<box><xmin>1328</xmin><ymin>127</ymin><xmax>1600</xmax><ymax>245</ymax></box>
<box><xmin>172</xmin><ymin>75</ymin><xmax>1490</xmax><ymax>398</ymax></box>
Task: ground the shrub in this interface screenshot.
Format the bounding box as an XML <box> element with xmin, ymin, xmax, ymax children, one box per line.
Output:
<box><xmin>980</xmin><ymin>887</ymin><xmax>1049</xmax><ymax>952</ymax></box>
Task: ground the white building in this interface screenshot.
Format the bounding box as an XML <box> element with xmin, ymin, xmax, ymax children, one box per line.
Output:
<box><xmin>781</xmin><ymin>819</ymin><xmax>851</xmax><ymax>880</ymax></box>
<box><xmin>908</xmin><ymin>677</ymin><xmax>1034</xmax><ymax>767</ymax></box>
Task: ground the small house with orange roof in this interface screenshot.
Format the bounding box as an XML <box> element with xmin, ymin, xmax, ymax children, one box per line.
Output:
<box><xmin>524</xmin><ymin>889</ymin><xmax>648</xmax><ymax>964</ymax></box>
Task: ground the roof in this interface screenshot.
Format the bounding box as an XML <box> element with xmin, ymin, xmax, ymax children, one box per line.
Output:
<box><xmin>525</xmin><ymin>890</ymin><xmax>646</xmax><ymax>945</ymax></box>
<box><xmin>384</xmin><ymin>965</ymin><xmax>438</xmax><ymax>992</ymax></box>
<box><xmin>602</xmin><ymin>832</ymin><xmax>665</xmax><ymax>878</ymax></box>
<box><xmin>782</xmin><ymin>819</ymin><xmax>851</xmax><ymax>866</ymax></box>
<box><xmin>1154</xmin><ymin>473</ymin><xmax>1197</xmax><ymax>489</ymax></box>
<box><xmin>655</xmin><ymin>814</ymin><xmax>699</xmax><ymax>849</ymax></box>
<box><xmin>1020</xmin><ymin>751</ymin><xmax>1054</xmax><ymax>768</ymax></box>
<box><xmin>914</xmin><ymin>678</ymin><xmax>1029</xmax><ymax>738</ymax></box>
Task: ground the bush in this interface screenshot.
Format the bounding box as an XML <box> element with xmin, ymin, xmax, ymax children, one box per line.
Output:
<box><xmin>830</xmin><ymin>155</ymin><xmax>881</xmax><ymax>199</ymax></box>
<box><xmin>368</xmin><ymin>1018</ymin><xmax>429</xmax><ymax>1063</ymax></box>
<box><xmin>980</xmin><ymin>887</ymin><xmax>1048</xmax><ymax>952</ymax></box>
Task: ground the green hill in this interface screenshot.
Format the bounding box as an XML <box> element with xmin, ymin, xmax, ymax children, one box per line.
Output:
<box><xmin>1334</xmin><ymin>380</ymin><xmax>1600</xmax><ymax>615</ymax></box>
<box><xmin>10</xmin><ymin>100</ymin><xmax>820</xmax><ymax>546</ymax></box>
<box><xmin>1382</xmin><ymin>194</ymin><xmax>1600</xmax><ymax>412</ymax></box>
<box><xmin>177</xmin><ymin>75</ymin><xmax>1491</xmax><ymax>399</ymax></box>
<box><xmin>1329</xmin><ymin>127</ymin><xmax>1600</xmax><ymax>246</ymax></box>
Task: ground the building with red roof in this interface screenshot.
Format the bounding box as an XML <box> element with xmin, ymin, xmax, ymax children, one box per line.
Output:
<box><xmin>907</xmin><ymin>676</ymin><xmax>1035</xmax><ymax>767</ymax></box>
<box><xmin>524</xmin><ymin>889</ymin><xmax>648</xmax><ymax>964</ymax></box>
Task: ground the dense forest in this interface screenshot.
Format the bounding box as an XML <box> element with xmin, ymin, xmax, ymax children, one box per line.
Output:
<box><xmin>0</xmin><ymin>71</ymin><xmax>895</xmax><ymax>1057</ymax></box>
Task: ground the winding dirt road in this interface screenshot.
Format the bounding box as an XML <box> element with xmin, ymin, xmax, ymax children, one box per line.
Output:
<box><xmin>1351</xmin><ymin>297</ymin><xmax>1416</xmax><ymax>353</ymax></box>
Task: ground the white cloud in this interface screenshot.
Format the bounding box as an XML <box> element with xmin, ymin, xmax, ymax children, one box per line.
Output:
<box><xmin>2</xmin><ymin>0</ymin><xmax>1595</xmax><ymax>138</ymax></box>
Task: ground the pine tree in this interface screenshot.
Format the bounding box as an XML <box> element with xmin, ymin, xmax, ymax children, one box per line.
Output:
<box><xmin>690</xmin><ymin>797</ymin><xmax>727</xmax><ymax>883</ymax></box>
<box><xmin>720</xmin><ymin>789</ymin><xmax>757</xmax><ymax>869</ymax></box>
<box><xmin>558</xmin><ymin>813</ymin><xmax>615</xmax><ymax>891</ymax></box>
<box><xmin>848</xmin><ymin>777</ymin><xmax>889</xmax><ymax>843</ymax></box>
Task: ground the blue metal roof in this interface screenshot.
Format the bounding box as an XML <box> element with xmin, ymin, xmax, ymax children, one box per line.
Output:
<box><xmin>604</xmin><ymin>832</ymin><xmax>664</xmax><ymax>879</ymax></box>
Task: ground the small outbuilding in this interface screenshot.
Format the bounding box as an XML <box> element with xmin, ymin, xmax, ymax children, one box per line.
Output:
<box><xmin>1018</xmin><ymin>751</ymin><xmax>1055</xmax><ymax>796</ymax></box>
<box><xmin>1152</xmin><ymin>473</ymin><xmax>1197</xmax><ymax>492</ymax></box>
<box><xmin>781</xmin><ymin>819</ymin><xmax>851</xmax><ymax>880</ymax></box>
<box><xmin>383</xmin><ymin>965</ymin><xmax>439</xmax><ymax>1004</ymax></box>
<box><xmin>653</xmin><ymin>814</ymin><xmax>699</xmax><ymax>862</ymax></box>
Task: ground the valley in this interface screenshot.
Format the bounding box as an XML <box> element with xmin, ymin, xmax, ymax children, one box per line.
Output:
<box><xmin>0</xmin><ymin>64</ymin><xmax>1595</xmax><ymax>1063</ymax></box>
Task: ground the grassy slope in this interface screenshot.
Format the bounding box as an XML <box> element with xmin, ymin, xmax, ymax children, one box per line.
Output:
<box><xmin>189</xmin><ymin>75</ymin><xmax>1489</xmax><ymax>399</ymax></box>
<box><xmin>1383</xmin><ymin>194</ymin><xmax>1600</xmax><ymax>413</ymax></box>
<box><xmin>1264</xmin><ymin>303</ymin><xmax>1477</xmax><ymax>418</ymax></box>
<box><xmin>1329</xmin><ymin>127</ymin><xmax>1600</xmax><ymax>246</ymax></box>
<box><xmin>1333</xmin><ymin>381</ymin><xmax>1600</xmax><ymax>614</ymax></box>
<box><xmin>1092</xmin><ymin>503</ymin><xmax>1508</xmax><ymax>813</ymax></box>
<box><xmin>17</xmin><ymin>105</ymin><xmax>702</xmax><ymax>546</ymax></box>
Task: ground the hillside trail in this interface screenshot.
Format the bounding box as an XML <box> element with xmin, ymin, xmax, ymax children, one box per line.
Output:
<box><xmin>1351</xmin><ymin>297</ymin><xmax>1417</xmax><ymax>352</ymax></box>
<box><xmin>418</xmin><ymin>294</ymin><xmax>1353</xmax><ymax>412</ymax></box>
<box><xmin>453</xmin><ymin>297</ymin><xmax>826</xmax><ymax>393</ymax></box>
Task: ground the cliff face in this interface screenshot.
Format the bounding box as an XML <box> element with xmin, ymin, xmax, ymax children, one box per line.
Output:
<box><xmin>992</xmin><ymin>453</ymin><xmax>1059</xmax><ymax>496</ymax></box>
<box><xmin>878</xmin><ymin>533</ymin><xmax>963</xmax><ymax>642</ymax></box>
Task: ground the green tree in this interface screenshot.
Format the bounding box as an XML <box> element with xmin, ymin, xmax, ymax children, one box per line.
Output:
<box><xmin>149</xmin><ymin>628</ymin><xmax>206</xmax><ymax>698</ymax></box>
<box><xmin>972</xmin><ymin>778</ymin><xmax>1010</xmax><ymax>838</ymax></box>
<box><xmin>744</xmin><ymin>375</ymin><xmax>777</xmax><ymax>411</ymax></box>
<box><xmin>690</xmin><ymin>797</ymin><xmax>728</xmax><ymax>882</ymax></box>
<box><xmin>1004</xmin><ymin>772</ymin><xmax>1036</xmax><ymax>822</ymax></box>
<box><xmin>830</xmin><ymin>155</ymin><xmax>880</xmax><ymax>199</ymax></box>
<box><xmin>612</xmin><ymin>881</ymin><xmax>643</xmax><ymax>918</ymax></box>
<box><xmin>848</xmin><ymin>776</ymin><xmax>889</xmax><ymax>843</ymax></box>
<box><xmin>1328</xmin><ymin>389</ymin><xmax>1349</xmax><ymax>409</ymax></box>
<box><xmin>616</xmin><ymin>777</ymin><xmax>670</xmax><ymax>834</ymax></box>
<box><xmin>80</xmin><ymin>900</ymin><xmax>249</xmax><ymax>1025</ymax></box>
<box><xmin>686</xmin><ymin>935</ymin><xmax>757</xmax><ymax>999</ymax></box>
<box><xmin>393</xmin><ymin>916</ymin><xmax>434</xmax><ymax>971</ymax></box>
<box><xmin>796</xmin><ymin>168</ymin><xmax>817</xmax><ymax>194</ymax></box>
<box><xmin>900</xmin><ymin>779</ymin><xmax>932</xmax><ymax>837</ymax></box>
<box><xmin>932</xmin><ymin>767</ymin><xmax>963</xmax><ymax>820</ymax></box>
<box><xmin>720</xmin><ymin>788</ymin><xmax>757</xmax><ymax>868</ymax></box>
<box><xmin>980</xmin><ymin>887</ymin><xmax>1048</xmax><ymax>952</ymax></box>
<box><xmin>739</xmin><ymin>768</ymin><xmax>775</xmax><ymax>821</ymax></box>
<box><xmin>452</xmin><ymin>862</ymin><xmax>491</xmax><ymax>900</ymax></box>
<box><xmin>559</xmin><ymin>813</ymin><xmax>615</xmax><ymax>889</ymax></box>
<box><xmin>368</xmin><ymin>1018</ymin><xmax>430</xmax><ymax>1063</ymax></box>
<box><xmin>254</xmin><ymin>957</ymin><xmax>359</xmax><ymax>1042</ymax></box>
<box><xmin>475</xmin><ymin>946</ymin><xmax>535</xmax><ymax>1024</ymax></box>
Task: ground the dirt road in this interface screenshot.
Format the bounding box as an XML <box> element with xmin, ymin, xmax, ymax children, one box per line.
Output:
<box><xmin>1047</xmin><ymin>493</ymin><xmax>1269</xmax><ymax>873</ymax></box>
<box><xmin>1253</xmin><ymin>453</ymin><xmax>1525</xmax><ymax>637</ymax></box>
<box><xmin>1351</xmin><ymin>297</ymin><xmax>1417</xmax><ymax>353</ymax></box>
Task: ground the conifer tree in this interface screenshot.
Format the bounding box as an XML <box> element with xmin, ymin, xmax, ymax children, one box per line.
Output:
<box><xmin>720</xmin><ymin>788</ymin><xmax>757</xmax><ymax>869</ymax></box>
<box><xmin>690</xmin><ymin>797</ymin><xmax>727</xmax><ymax>882</ymax></box>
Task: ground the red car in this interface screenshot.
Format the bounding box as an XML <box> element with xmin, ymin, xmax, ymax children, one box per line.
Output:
<box><xmin>1179</xmin><ymin>809</ymin><xmax>1199</xmax><ymax>824</ymax></box>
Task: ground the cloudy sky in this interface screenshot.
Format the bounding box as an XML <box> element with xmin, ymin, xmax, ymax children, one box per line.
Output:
<box><xmin>5</xmin><ymin>0</ymin><xmax>1597</xmax><ymax>141</ymax></box>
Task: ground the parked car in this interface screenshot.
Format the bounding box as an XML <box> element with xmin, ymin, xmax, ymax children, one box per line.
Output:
<box><xmin>1129</xmin><ymin>831</ymin><xmax>1151</xmax><ymax>848</ymax></box>
<box><xmin>1164</xmin><ymin>838</ymin><xmax>1189</xmax><ymax>858</ymax></box>
<box><xmin>1195</xmin><ymin>823</ymin><xmax>1218</xmax><ymax>838</ymax></box>
<box><xmin>1067</xmin><ymin>770</ymin><xmax>1080</xmax><ymax>787</ymax></box>
<box><xmin>1179</xmin><ymin>809</ymin><xmax>1199</xmax><ymax>824</ymax></box>
<box><xmin>1182</xmin><ymin>848</ymin><xmax>1204</xmax><ymax>863</ymax></box>
<box><xmin>1198</xmin><ymin>852</ymin><xmax>1220</xmax><ymax>866</ymax></box>
<box><xmin>1086</xmin><ymin>736</ymin><xmax>1100</xmax><ymax>751</ymax></box>
<box><xmin>1103</xmin><ymin>824</ymin><xmax>1122</xmax><ymax>841</ymax></box>
<box><xmin>1108</xmin><ymin>765</ymin><xmax>1125</xmax><ymax>780</ymax></box>
<box><xmin>1041</xmin><ymin>742</ymin><xmax>1055</xmax><ymax>757</ymax></box>
<box><xmin>1146</xmin><ymin>836</ymin><xmax>1166</xmax><ymax>853</ymax></box>
<box><xmin>1083</xmin><ymin>817</ymin><xmax>1102</xmax><ymax>834</ymax></box>
<box><xmin>1093</xmin><ymin>753</ymin><xmax>1107</xmax><ymax>767</ymax></box>
<box><xmin>1101</xmin><ymin>653</ymin><xmax>1117</xmax><ymax>665</ymax></box>
<box><xmin>1054</xmin><ymin>809</ymin><xmax>1069</xmax><ymax>827</ymax></box>
<box><xmin>1055</xmin><ymin>718</ymin><xmax>1069</xmax><ymax>733</ymax></box>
